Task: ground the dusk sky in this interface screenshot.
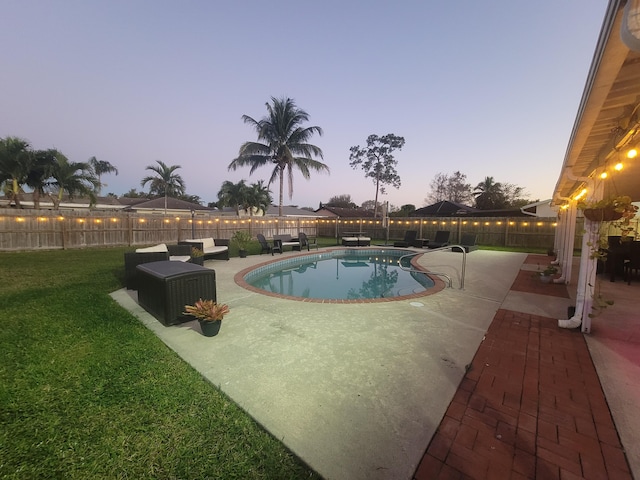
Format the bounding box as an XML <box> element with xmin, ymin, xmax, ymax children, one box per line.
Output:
<box><xmin>2</xmin><ymin>1</ymin><xmax>607</xmax><ymax>210</ymax></box>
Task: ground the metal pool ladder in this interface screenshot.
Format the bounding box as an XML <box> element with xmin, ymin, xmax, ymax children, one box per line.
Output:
<box><xmin>399</xmin><ymin>245</ymin><xmax>468</xmax><ymax>290</ymax></box>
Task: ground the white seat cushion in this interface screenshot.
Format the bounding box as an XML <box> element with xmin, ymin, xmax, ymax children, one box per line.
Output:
<box><xmin>201</xmin><ymin>238</ymin><xmax>216</xmax><ymax>249</ymax></box>
<box><xmin>169</xmin><ymin>255</ymin><xmax>191</xmax><ymax>262</ymax></box>
<box><xmin>136</xmin><ymin>243</ymin><xmax>168</xmax><ymax>253</ymax></box>
<box><xmin>185</xmin><ymin>238</ymin><xmax>216</xmax><ymax>249</ymax></box>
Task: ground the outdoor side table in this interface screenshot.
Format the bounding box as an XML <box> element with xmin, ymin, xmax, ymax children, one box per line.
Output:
<box><xmin>136</xmin><ymin>261</ymin><xmax>216</xmax><ymax>326</ymax></box>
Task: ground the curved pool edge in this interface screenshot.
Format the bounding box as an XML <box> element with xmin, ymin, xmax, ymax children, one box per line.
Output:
<box><xmin>233</xmin><ymin>247</ymin><xmax>447</xmax><ymax>303</ymax></box>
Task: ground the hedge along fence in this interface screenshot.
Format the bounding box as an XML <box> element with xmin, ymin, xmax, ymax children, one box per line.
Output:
<box><xmin>0</xmin><ymin>209</ymin><xmax>319</xmax><ymax>251</ymax></box>
<box><xmin>316</xmin><ymin>216</ymin><xmax>583</xmax><ymax>250</ymax></box>
<box><xmin>0</xmin><ymin>208</ymin><xmax>583</xmax><ymax>252</ymax></box>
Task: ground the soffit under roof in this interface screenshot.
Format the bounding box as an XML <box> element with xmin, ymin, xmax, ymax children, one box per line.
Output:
<box><xmin>554</xmin><ymin>0</ymin><xmax>640</xmax><ymax>202</ymax></box>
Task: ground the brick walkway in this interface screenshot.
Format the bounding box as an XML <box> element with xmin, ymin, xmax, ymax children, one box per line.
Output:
<box><xmin>413</xmin><ymin>255</ymin><xmax>633</xmax><ymax>480</ymax></box>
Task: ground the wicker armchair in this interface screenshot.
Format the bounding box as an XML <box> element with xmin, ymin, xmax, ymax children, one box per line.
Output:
<box><xmin>124</xmin><ymin>244</ymin><xmax>192</xmax><ymax>290</ymax></box>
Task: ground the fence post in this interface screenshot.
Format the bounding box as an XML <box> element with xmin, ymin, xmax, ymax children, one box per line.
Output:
<box><xmin>504</xmin><ymin>219</ymin><xmax>510</xmax><ymax>247</ymax></box>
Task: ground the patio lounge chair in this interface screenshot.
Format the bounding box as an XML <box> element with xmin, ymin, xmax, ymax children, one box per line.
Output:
<box><xmin>257</xmin><ymin>233</ymin><xmax>272</xmax><ymax>254</ymax></box>
<box><xmin>452</xmin><ymin>233</ymin><xmax>478</xmax><ymax>253</ymax></box>
<box><xmin>427</xmin><ymin>230</ymin><xmax>451</xmax><ymax>249</ymax></box>
<box><xmin>394</xmin><ymin>230</ymin><xmax>418</xmax><ymax>247</ymax></box>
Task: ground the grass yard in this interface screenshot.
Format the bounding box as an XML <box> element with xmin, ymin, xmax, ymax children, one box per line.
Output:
<box><xmin>0</xmin><ymin>247</ymin><xmax>319</xmax><ymax>479</ymax></box>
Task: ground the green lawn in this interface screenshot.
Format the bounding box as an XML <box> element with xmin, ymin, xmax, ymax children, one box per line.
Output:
<box><xmin>0</xmin><ymin>247</ymin><xmax>319</xmax><ymax>479</ymax></box>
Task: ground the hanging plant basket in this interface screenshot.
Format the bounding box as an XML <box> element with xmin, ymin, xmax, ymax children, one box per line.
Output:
<box><xmin>583</xmin><ymin>207</ymin><xmax>623</xmax><ymax>222</ymax></box>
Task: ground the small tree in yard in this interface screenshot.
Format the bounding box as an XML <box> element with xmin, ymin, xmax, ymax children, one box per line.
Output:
<box><xmin>349</xmin><ymin>134</ymin><xmax>405</xmax><ymax>217</ymax></box>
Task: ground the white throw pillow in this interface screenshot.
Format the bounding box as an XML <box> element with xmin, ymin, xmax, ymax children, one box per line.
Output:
<box><xmin>201</xmin><ymin>238</ymin><xmax>215</xmax><ymax>249</ymax></box>
<box><xmin>136</xmin><ymin>243</ymin><xmax>168</xmax><ymax>253</ymax></box>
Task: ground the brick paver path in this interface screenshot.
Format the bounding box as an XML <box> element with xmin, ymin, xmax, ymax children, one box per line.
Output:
<box><xmin>414</xmin><ymin>255</ymin><xmax>632</xmax><ymax>479</ymax></box>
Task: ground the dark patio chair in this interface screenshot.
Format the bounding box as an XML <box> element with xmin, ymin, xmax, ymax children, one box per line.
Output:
<box><xmin>624</xmin><ymin>241</ymin><xmax>640</xmax><ymax>284</ymax></box>
<box><xmin>298</xmin><ymin>232</ymin><xmax>318</xmax><ymax>251</ymax></box>
<box><xmin>393</xmin><ymin>230</ymin><xmax>418</xmax><ymax>247</ymax></box>
<box><xmin>272</xmin><ymin>239</ymin><xmax>283</xmax><ymax>255</ymax></box>
<box><xmin>257</xmin><ymin>233</ymin><xmax>272</xmax><ymax>255</ymax></box>
<box><xmin>427</xmin><ymin>230</ymin><xmax>451</xmax><ymax>249</ymax></box>
<box><xmin>452</xmin><ymin>233</ymin><xmax>478</xmax><ymax>252</ymax></box>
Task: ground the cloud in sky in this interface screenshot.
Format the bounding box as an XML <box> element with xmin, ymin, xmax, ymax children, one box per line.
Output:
<box><xmin>1</xmin><ymin>1</ymin><xmax>606</xmax><ymax>209</ymax></box>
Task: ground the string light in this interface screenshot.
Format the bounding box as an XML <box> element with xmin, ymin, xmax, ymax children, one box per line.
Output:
<box><xmin>573</xmin><ymin>188</ymin><xmax>587</xmax><ymax>201</ymax></box>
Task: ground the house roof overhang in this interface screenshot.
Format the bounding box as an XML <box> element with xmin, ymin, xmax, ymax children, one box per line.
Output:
<box><xmin>553</xmin><ymin>0</ymin><xmax>640</xmax><ymax>204</ymax></box>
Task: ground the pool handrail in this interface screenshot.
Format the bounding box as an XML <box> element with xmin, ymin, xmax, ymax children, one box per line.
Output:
<box><xmin>398</xmin><ymin>245</ymin><xmax>467</xmax><ymax>290</ymax></box>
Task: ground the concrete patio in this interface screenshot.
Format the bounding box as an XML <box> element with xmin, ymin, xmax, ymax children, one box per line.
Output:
<box><xmin>111</xmin><ymin>248</ymin><xmax>639</xmax><ymax>479</ymax></box>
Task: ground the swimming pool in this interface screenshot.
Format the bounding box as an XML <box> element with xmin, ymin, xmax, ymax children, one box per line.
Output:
<box><xmin>238</xmin><ymin>249</ymin><xmax>438</xmax><ymax>302</ymax></box>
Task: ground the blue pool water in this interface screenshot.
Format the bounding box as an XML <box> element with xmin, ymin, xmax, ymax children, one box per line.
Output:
<box><xmin>244</xmin><ymin>249</ymin><xmax>435</xmax><ymax>300</ymax></box>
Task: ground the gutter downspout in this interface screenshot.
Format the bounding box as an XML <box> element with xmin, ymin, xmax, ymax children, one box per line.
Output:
<box><xmin>558</xmin><ymin>218</ymin><xmax>596</xmax><ymax>330</ymax></box>
<box><xmin>557</xmin><ymin>180</ymin><xmax>603</xmax><ymax>332</ymax></box>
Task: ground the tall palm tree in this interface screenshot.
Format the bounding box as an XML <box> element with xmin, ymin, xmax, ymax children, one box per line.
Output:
<box><xmin>49</xmin><ymin>153</ymin><xmax>100</xmax><ymax>209</ymax></box>
<box><xmin>140</xmin><ymin>160</ymin><xmax>185</xmax><ymax>214</ymax></box>
<box><xmin>228</xmin><ymin>96</ymin><xmax>328</xmax><ymax>216</ymax></box>
<box><xmin>89</xmin><ymin>156</ymin><xmax>118</xmax><ymax>195</ymax></box>
<box><xmin>0</xmin><ymin>136</ymin><xmax>33</xmax><ymax>208</ymax></box>
<box><xmin>473</xmin><ymin>176</ymin><xmax>505</xmax><ymax>210</ymax></box>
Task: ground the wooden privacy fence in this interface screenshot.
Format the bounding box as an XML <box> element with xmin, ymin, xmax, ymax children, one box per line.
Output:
<box><xmin>0</xmin><ymin>209</ymin><xmax>580</xmax><ymax>251</ymax></box>
<box><xmin>0</xmin><ymin>209</ymin><xmax>318</xmax><ymax>251</ymax></box>
<box><xmin>317</xmin><ymin>216</ymin><xmax>582</xmax><ymax>250</ymax></box>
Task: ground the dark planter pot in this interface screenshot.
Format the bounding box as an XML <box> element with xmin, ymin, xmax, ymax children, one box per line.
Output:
<box><xmin>539</xmin><ymin>275</ymin><xmax>552</xmax><ymax>284</ymax></box>
<box><xmin>239</xmin><ymin>249</ymin><xmax>248</xmax><ymax>258</ymax></box>
<box><xmin>191</xmin><ymin>256</ymin><xmax>204</xmax><ymax>266</ymax></box>
<box><xmin>199</xmin><ymin>319</ymin><xmax>222</xmax><ymax>337</ymax></box>
<box><xmin>583</xmin><ymin>207</ymin><xmax>623</xmax><ymax>222</ymax></box>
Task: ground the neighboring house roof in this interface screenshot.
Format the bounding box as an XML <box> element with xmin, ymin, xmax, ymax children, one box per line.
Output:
<box><xmin>123</xmin><ymin>197</ymin><xmax>215</xmax><ymax>213</ymax></box>
<box><xmin>0</xmin><ymin>193</ymin><xmax>126</xmax><ymax>210</ymax></box>
<box><xmin>315</xmin><ymin>206</ymin><xmax>375</xmax><ymax>218</ymax></box>
<box><xmin>411</xmin><ymin>200</ymin><xmax>531</xmax><ymax>217</ymax></box>
<box><xmin>411</xmin><ymin>201</ymin><xmax>477</xmax><ymax>217</ymax></box>
<box><xmin>266</xmin><ymin>205</ymin><xmax>323</xmax><ymax>217</ymax></box>
<box><xmin>116</xmin><ymin>197</ymin><xmax>149</xmax><ymax>206</ymax></box>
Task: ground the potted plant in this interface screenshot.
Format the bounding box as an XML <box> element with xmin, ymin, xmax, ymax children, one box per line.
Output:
<box><xmin>578</xmin><ymin>195</ymin><xmax>638</xmax><ymax>222</ymax></box>
<box><xmin>190</xmin><ymin>247</ymin><xmax>205</xmax><ymax>266</ymax></box>
<box><xmin>539</xmin><ymin>265</ymin><xmax>558</xmax><ymax>283</ymax></box>
<box><xmin>183</xmin><ymin>298</ymin><xmax>230</xmax><ymax>337</ymax></box>
<box><xmin>578</xmin><ymin>195</ymin><xmax>638</xmax><ymax>260</ymax></box>
<box><xmin>231</xmin><ymin>230</ymin><xmax>252</xmax><ymax>258</ymax></box>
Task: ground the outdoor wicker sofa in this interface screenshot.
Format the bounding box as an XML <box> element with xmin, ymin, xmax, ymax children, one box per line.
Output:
<box><xmin>179</xmin><ymin>238</ymin><xmax>230</xmax><ymax>260</ymax></box>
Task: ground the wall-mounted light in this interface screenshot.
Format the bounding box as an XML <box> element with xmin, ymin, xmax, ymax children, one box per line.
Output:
<box><xmin>627</xmin><ymin>147</ymin><xmax>638</xmax><ymax>159</ymax></box>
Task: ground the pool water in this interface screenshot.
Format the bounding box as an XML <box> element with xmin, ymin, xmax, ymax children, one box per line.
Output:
<box><xmin>244</xmin><ymin>249</ymin><xmax>435</xmax><ymax>300</ymax></box>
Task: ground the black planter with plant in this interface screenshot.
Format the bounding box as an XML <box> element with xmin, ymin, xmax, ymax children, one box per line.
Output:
<box><xmin>190</xmin><ymin>247</ymin><xmax>205</xmax><ymax>265</ymax></box>
<box><xmin>231</xmin><ymin>231</ymin><xmax>252</xmax><ymax>258</ymax></box>
<box><xmin>183</xmin><ymin>299</ymin><xmax>230</xmax><ymax>337</ymax></box>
